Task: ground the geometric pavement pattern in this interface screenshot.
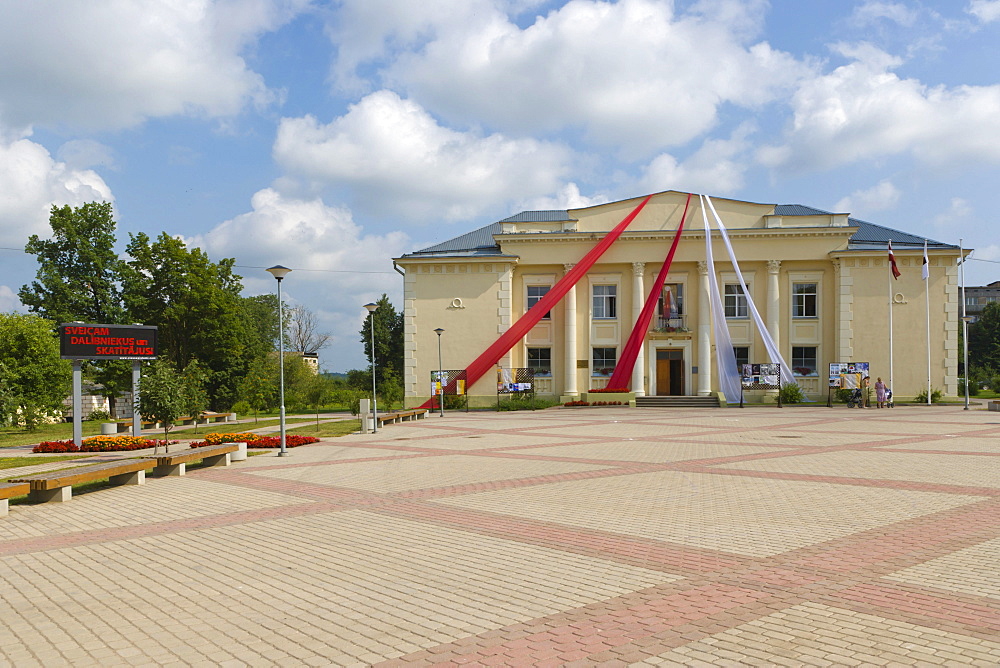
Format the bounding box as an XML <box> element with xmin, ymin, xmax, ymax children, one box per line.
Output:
<box><xmin>0</xmin><ymin>405</ymin><xmax>997</xmax><ymax>666</ymax></box>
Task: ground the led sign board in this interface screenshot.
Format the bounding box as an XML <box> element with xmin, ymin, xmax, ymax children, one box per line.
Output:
<box><xmin>59</xmin><ymin>323</ymin><xmax>158</xmax><ymax>360</ymax></box>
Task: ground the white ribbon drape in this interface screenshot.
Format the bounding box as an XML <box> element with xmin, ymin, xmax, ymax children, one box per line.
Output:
<box><xmin>704</xmin><ymin>195</ymin><xmax>796</xmax><ymax>388</ymax></box>
<box><xmin>701</xmin><ymin>195</ymin><xmax>742</xmax><ymax>403</ymax></box>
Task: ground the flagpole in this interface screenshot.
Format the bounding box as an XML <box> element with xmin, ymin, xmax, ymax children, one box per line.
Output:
<box><xmin>924</xmin><ymin>239</ymin><xmax>931</xmax><ymax>404</ymax></box>
<box><xmin>888</xmin><ymin>240</ymin><xmax>894</xmax><ymax>400</ymax></box>
<box><xmin>960</xmin><ymin>238</ymin><xmax>969</xmax><ymax>410</ymax></box>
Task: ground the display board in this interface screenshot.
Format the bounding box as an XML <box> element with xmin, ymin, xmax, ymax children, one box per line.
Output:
<box><xmin>739</xmin><ymin>363</ymin><xmax>782</xmax><ymax>408</ymax></box>
<box><xmin>60</xmin><ymin>323</ymin><xmax>157</xmax><ymax>360</ymax></box>
<box><xmin>829</xmin><ymin>362</ymin><xmax>870</xmax><ymax>388</ymax></box>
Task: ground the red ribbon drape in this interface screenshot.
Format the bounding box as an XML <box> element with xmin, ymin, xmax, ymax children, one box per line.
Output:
<box><xmin>605</xmin><ymin>193</ymin><xmax>691</xmax><ymax>390</ymax></box>
<box><xmin>419</xmin><ymin>195</ymin><xmax>653</xmax><ymax>408</ymax></box>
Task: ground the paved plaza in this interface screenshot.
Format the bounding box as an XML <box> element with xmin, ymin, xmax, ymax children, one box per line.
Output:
<box><xmin>1</xmin><ymin>405</ymin><xmax>998</xmax><ymax>666</ymax></box>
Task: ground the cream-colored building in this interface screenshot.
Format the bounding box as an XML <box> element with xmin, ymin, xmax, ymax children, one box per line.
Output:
<box><xmin>395</xmin><ymin>191</ymin><xmax>963</xmax><ymax>406</ymax></box>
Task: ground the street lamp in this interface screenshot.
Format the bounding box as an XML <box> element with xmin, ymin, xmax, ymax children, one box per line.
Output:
<box><xmin>960</xmin><ymin>239</ymin><xmax>970</xmax><ymax>411</ymax></box>
<box><xmin>266</xmin><ymin>265</ymin><xmax>292</xmax><ymax>456</ymax></box>
<box><xmin>364</xmin><ymin>302</ymin><xmax>379</xmax><ymax>433</ymax></box>
<box><xmin>434</xmin><ymin>328</ymin><xmax>445</xmax><ymax>417</ymax></box>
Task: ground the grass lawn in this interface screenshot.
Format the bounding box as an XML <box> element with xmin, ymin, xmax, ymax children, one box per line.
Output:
<box><xmin>0</xmin><ymin>455</ymin><xmax>87</xmax><ymax>471</ymax></box>
<box><xmin>285</xmin><ymin>420</ymin><xmax>360</xmax><ymax>438</ymax></box>
<box><xmin>0</xmin><ymin>422</ymin><xmax>106</xmax><ymax>449</ymax></box>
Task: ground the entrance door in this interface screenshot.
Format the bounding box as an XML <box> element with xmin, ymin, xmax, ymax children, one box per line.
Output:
<box><xmin>655</xmin><ymin>349</ymin><xmax>684</xmax><ymax>396</ymax></box>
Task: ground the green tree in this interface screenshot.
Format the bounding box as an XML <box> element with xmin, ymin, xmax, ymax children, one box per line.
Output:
<box><xmin>968</xmin><ymin>302</ymin><xmax>1000</xmax><ymax>372</ymax></box>
<box><xmin>360</xmin><ymin>294</ymin><xmax>403</xmax><ymax>387</ymax></box>
<box><xmin>137</xmin><ymin>358</ymin><xmax>186</xmax><ymax>451</ymax></box>
<box><xmin>237</xmin><ymin>357</ymin><xmax>275</xmax><ymax>422</ymax></box>
<box><xmin>181</xmin><ymin>359</ymin><xmax>210</xmax><ymax>434</ymax></box>
<box><xmin>303</xmin><ymin>373</ymin><xmax>336</xmax><ymax>429</ymax></box>
<box><xmin>121</xmin><ymin>232</ymin><xmax>249</xmax><ymax>408</ymax></box>
<box><xmin>0</xmin><ymin>314</ymin><xmax>73</xmax><ymax>430</ymax></box>
<box><xmin>19</xmin><ymin>202</ymin><xmax>126</xmax><ymax>325</ymax></box>
<box><xmin>19</xmin><ymin>202</ymin><xmax>132</xmax><ymax>415</ymax></box>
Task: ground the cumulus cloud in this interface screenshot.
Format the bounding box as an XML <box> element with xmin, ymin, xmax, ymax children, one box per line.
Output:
<box><xmin>0</xmin><ymin>285</ymin><xmax>18</xmax><ymax>312</ymax></box>
<box><xmin>968</xmin><ymin>0</ymin><xmax>1000</xmax><ymax>22</ymax></box>
<box><xmin>0</xmin><ymin>0</ymin><xmax>309</xmax><ymax>131</ymax></box>
<box><xmin>932</xmin><ymin>197</ymin><xmax>974</xmax><ymax>230</ymax></box>
<box><xmin>757</xmin><ymin>43</ymin><xmax>1000</xmax><ymax>172</ymax></box>
<box><xmin>638</xmin><ymin>124</ymin><xmax>754</xmax><ymax>195</ymax></box>
<box><xmin>834</xmin><ymin>180</ymin><xmax>901</xmax><ymax>214</ymax></box>
<box><xmin>331</xmin><ymin>0</ymin><xmax>809</xmax><ymax>156</ymax></box>
<box><xmin>0</xmin><ymin>136</ymin><xmax>114</xmax><ymax>246</ymax></box>
<box><xmin>273</xmin><ymin>91</ymin><xmax>573</xmax><ymax>222</ymax></box>
<box><xmin>850</xmin><ymin>1</ymin><xmax>920</xmax><ymax>27</ymax></box>
<box><xmin>520</xmin><ymin>183</ymin><xmax>610</xmax><ymax>211</ymax></box>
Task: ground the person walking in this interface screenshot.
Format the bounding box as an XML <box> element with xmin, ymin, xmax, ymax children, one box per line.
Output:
<box><xmin>874</xmin><ymin>377</ymin><xmax>887</xmax><ymax>408</ymax></box>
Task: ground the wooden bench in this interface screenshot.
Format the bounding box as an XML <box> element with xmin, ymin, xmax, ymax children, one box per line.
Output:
<box><xmin>376</xmin><ymin>409</ymin><xmax>429</xmax><ymax>426</ymax></box>
<box><xmin>9</xmin><ymin>459</ymin><xmax>158</xmax><ymax>504</ymax></box>
<box><xmin>143</xmin><ymin>444</ymin><xmax>239</xmax><ymax>477</ymax></box>
<box><xmin>0</xmin><ymin>482</ymin><xmax>30</xmax><ymax>516</ymax></box>
<box><xmin>989</xmin><ymin>401</ymin><xmax>1000</xmax><ymax>412</ymax></box>
<box><xmin>114</xmin><ymin>419</ymin><xmax>158</xmax><ymax>433</ymax></box>
<box><xmin>201</xmin><ymin>412</ymin><xmax>234</xmax><ymax>424</ymax></box>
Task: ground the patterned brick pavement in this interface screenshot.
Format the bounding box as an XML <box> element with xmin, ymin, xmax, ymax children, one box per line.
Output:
<box><xmin>0</xmin><ymin>405</ymin><xmax>998</xmax><ymax>666</ymax></box>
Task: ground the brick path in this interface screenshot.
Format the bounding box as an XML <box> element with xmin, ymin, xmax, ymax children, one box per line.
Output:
<box><xmin>0</xmin><ymin>406</ymin><xmax>997</xmax><ymax>666</ymax></box>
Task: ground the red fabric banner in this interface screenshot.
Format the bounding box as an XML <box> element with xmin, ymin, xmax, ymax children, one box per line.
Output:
<box><xmin>418</xmin><ymin>195</ymin><xmax>653</xmax><ymax>408</ymax></box>
<box><xmin>605</xmin><ymin>193</ymin><xmax>691</xmax><ymax>390</ymax></box>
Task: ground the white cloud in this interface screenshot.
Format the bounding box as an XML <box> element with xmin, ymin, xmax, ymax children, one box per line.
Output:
<box><xmin>187</xmin><ymin>187</ymin><xmax>411</xmax><ymax>371</ymax></box>
<box><xmin>520</xmin><ymin>183</ymin><xmax>610</xmax><ymax>211</ymax></box>
<box><xmin>0</xmin><ymin>136</ymin><xmax>114</xmax><ymax>247</ymax></box>
<box><xmin>850</xmin><ymin>2</ymin><xmax>920</xmax><ymax>27</ymax></box>
<box><xmin>932</xmin><ymin>197</ymin><xmax>974</xmax><ymax>229</ymax></box>
<box><xmin>968</xmin><ymin>0</ymin><xmax>1000</xmax><ymax>23</ymax></box>
<box><xmin>56</xmin><ymin>140</ymin><xmax>118</xmax><ymax>171</ymax></box>
<box><xmin>638</xmin><ymin>125</ymin><xmax>754</xmax><ymax>195</ymax></box>
<box><xmin>0</xmin><ymin>285</ymin><xmax>18</xmax><ymax>312</ymax></box>
<box><xmin>273</xmin><ymin>90</ymin><xmax>573</xmax><ymax>222</ymax></box>
<box><xmin>332</xmin><ymin>0</ymin><xmax>809</xmax><ymax>156</ymax></box>
<box><xmin>0</xmin><ymin>0</ymin><xmax>308</xmax><ymax>131</ymax></box>
<box><xmin>758</xmin><ymin>43</ymin><xmax>1000</xmax><ymax>172</ymax></box>
<box><xmin>834</xmin><ymin>180</ymin><xmax>901</xmax><ymax>214</ymax></box>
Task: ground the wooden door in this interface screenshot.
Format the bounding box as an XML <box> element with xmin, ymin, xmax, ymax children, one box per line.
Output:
<box><xmin>655</xmin><ymin>349</ymin><xmax>684</xmax><ymax>396</ymax></box>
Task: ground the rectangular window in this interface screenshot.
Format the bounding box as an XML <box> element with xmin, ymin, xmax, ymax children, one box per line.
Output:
<box><xmin>592</xmin><ymin>347</ymin><xmax>617</xmax><ymax>376</ymax></box>
<box><xmin>658</xmin><ymin>283</ymin><xmax>684</xmax><ymax>316</ymax></box>
<box><xmin>733</xmin><ymin>346</ymin><xmax>749</xmax><ymax>371</ymax></box>
<box><xmin>527</xmin><ymin>347</ymin><xmax>552</xmax><ymax>376</ymax></box>
<box><xmin>593</xmin><ymin>285</ymin><xmax>617</xmax><ymax>319</ymax></box>
<box><xmin>793</xmin><ymin>283</ymin><xmax>818</xmax><ymax>318</ymax></box>
<box><xmin>527</xmin><ymin>285</ymin><xmax>551</xmax><ymax>319</ymax></box>
<box><xmin>724</xmin><ymin>283</ymin><xmax>748</xmax><ymax>318</ymax></box>
<box><xmin>791</xmin><ymin>346</ymin><xmax>818</xmax><ymax>376</ymax></box>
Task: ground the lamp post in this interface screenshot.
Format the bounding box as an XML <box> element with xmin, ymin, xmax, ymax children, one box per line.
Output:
<box><xmin>960</xmin><ymin>239</ymin><xmax>970</xmax><ymax>411</ymax></box>
<box><xmin>434</xmin><ymin>328</ymin><xmax>445</xmax><ymax>417</ymax></box>
<box><xmin>364</xmin><ymin>302</ymin><xmax>379</xmax><ymax>433</ymax></box>
<box><xmin>266</xmin><ymin>265</ymin><xmax>292</xmax><ymax>456</ymax></box>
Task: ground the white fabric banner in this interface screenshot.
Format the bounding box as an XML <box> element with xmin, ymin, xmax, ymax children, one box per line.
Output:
<box><xmin>704</xmin><ymin>196</ymin><xmax>796</xmax><ymax>388</ymax></box>
<box><xmin>701</xmin><ymin>195</ymin><xmax>742</xmax><ymax>403</ymax></box>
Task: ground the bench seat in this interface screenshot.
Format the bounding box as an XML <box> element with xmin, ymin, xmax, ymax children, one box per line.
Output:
<box><xmin>0</xmin><ymin>482</ymin><xmax>30</xmax><ymax>515</ymax></box>
<box><xmin>144</xmin><ymin>444</ymin><xmax>239</xmax><ymax>477</ymax></box>
<box><xmin>9</xmin><ymin>459</ymin><xmax>158</xmax><ymax>504</ymax></box>
<box><xmin>376</xmin><ymin>409</ymin><xmax>428</xmax><ymax>425</ymax></box>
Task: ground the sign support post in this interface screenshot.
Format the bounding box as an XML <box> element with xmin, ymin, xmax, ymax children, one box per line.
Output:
<box><xmin>132</xmin><ymin>361</ymin><xmax>142</xmax><ymax>437</ymax></box>
<box><xmin>72</xmin><ymin>360</ymin><xmax>83</xmax><ymax>448</ymax></box>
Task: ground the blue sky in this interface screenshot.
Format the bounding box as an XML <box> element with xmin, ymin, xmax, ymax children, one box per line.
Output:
<box><xmin>1</xmin><ymin>0</ymin><xmax>999</xmax><ymax>371</ymax></box>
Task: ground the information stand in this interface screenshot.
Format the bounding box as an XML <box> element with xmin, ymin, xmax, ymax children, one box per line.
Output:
<box><xmin>828</xmin><ymin>362</ymin><xmax>870</xmax><ymax>408</ymax></box>
<box><xmin>496</xmin><ymin>368</ymin><xmax>535</xmax><ymax>410</ymax></box>
<box><xmin>740</xmin><ymin>363</ymin><xmax>782</xmax><ymax>408</ymax></box>
<box><xmin>430</xmin><ymin>369</ymin><xmax>469</xmax><ymax>412</ymax></box>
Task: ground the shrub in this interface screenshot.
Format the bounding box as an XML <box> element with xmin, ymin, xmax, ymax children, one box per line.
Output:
<box><xmin>778</xmin><ymin>383</ymin><xmax>805</xmax><ymax>404</ymax></box>
<box><xmin>914</xmin><ymin>388</ymin><xmax>943</xmax><ymax>403</ymax></box>
<box><xmin>497</xmin><ymin>396</ymin><xmax>558</xmax><ymax>411</ymax></box>
<box><xmin>86</xmin><ymin>409</ymin><xmax>111</xmax><ymax>422</ymax></box>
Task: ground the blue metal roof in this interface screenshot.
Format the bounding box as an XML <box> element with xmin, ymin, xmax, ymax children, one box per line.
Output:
<box><xmin>406</xmin><ymin>222</ymin><xmax>502</xmax><ymax>256</ymax></box>
<box><xmin>773</xmin><ymin>204</ymin><xmax>955</xmax><ymax>249</ymax></box>
<box><xmin>498</xmin><ymin>210</ymin><xmax>572</xmax><ymax>223</ymax></box>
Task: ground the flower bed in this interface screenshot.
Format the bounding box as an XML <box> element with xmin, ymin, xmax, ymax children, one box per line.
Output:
<box><xmin>562</xmin><ymin>400</ymin><xmax>625</xmax><ymax>407</ymax></box>
<box><xmin>189</xmin><ymin>433</ymin><xmax>320</xmax><ymax>449</ymax></box>
<box><xmin>33</xmin><ymin>436</ymin><xmax>177</xmax><ymax>453</ymax></box>
<box><xmin>588</xmin><ymin>387</ymin><xmax>630</xmax><ymax>393</ymax></box>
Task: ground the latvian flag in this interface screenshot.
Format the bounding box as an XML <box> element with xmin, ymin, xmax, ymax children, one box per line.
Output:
<box><xmin>888</xmin><ymin>241</ymin><xmax>901</xmax><ymax>279</ymax></box>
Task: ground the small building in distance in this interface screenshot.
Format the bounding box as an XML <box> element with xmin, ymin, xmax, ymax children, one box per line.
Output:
<box><xmin>963</xmin><ymin>280</ymin><xmax>1000</xmax><ymax>322</ymax></box>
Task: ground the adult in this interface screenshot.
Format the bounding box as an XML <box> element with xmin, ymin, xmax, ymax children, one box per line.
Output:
<box><xmin>874</xmin><ymin>377</ymin><xmax>887</xmax><ymax>408</ymax></box>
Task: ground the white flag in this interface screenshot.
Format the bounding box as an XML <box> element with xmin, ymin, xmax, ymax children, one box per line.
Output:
<box><xmin>922</xmin><ymin>240</ymin><xmax>929</xmax><ymax>280</ymax></box>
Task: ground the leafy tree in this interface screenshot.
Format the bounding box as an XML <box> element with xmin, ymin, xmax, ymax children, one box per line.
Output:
<box><xmin>19</xmin><ymin>202</ymin><xmax>132</xmax><ymax>415</ymax></box>
<box><xmin>360</xmin><ymin>294</ymin><xmax>403</xmax><ymax>387</ymax></box>
<box><xmin>303</xmin><ymin>373</ymin><xmax>336</xmax><ymax>429</ymax></box>
<box><xmin>0</xmin><ymin>314</ymin><xmax>72</xmax><ymax>430</ymax></box>
<box><xmin>240</xmin><ymin>293</ymin><xmax>281</xmax><ymax>360</ymax></box>
<box><xmin>377</xmin><ymin>368</ymin><xmax>403</xmax><ymax>410</ymax></box>
<box><xmin>286</xmin><ymin>304</ymin><xmax>330</xmax><ymax>354</ymax></box>
<box><xmin>121</xmin><ymin>232</ymin><xmax>249</xmax><ymax>408</ymax></box>
<box><xmin>19</xmin><ymin>202</ymin><xmax>126</xmax><ymax>325</ymax></box>
<box><xmin>137</xmin><ymin>358</ymin><xmax>186</xmax><ymax>451</ymax></box>
<box><xmin>181</xmin><ymin>359</ymin><xmax>210</xmax><ymax>433</ymax></box>
<box><xmin>968</xmin><ymin>302</ymin><xmax>1000</xmax><ymax>373</ymax></box>
<box><xmin>237</xmin><ymin>357</ymin><xmax>275</xmax><ymax>422</ymax></box>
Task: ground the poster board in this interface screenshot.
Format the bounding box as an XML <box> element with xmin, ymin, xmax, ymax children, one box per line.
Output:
<box><xmin>829</xmin><ymin>362</ymin><xmax>870</xmax><ymax>388</ymax></box>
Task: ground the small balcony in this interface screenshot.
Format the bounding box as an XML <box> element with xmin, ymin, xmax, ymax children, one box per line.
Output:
<box><xmin>653</xmin><ymin>315</ymin><xmax>688</xmax><ymax>333</ymax></box>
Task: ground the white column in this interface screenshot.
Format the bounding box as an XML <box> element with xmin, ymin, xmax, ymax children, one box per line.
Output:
<box><xmin>632</xmin><ymin>262</ymin><xmax>646</xmax><ymax>396</ymax></box>
<box><xmin>563</xmin><ymin>263</ymin><xmax>578</xmax><ymax>398</ymax></box>
<box><xmin>697</xmin><ymin>260</ymin><xmax>712</xmax><ymax>396</ymax></box>
<box><xmin>767</xmin><ymin>260</ymin><xmax>781</xmax><ymax>351</ymax></box>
